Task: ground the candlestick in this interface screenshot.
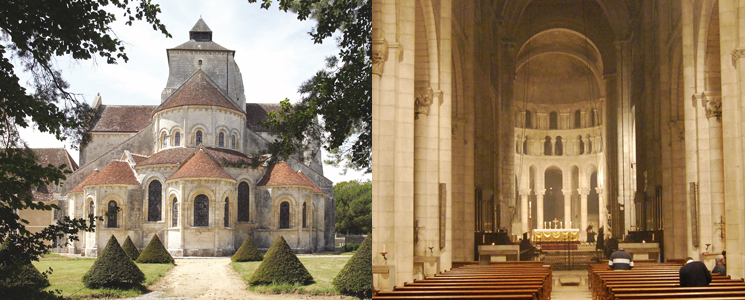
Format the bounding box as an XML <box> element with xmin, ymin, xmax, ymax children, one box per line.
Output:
<box><xmin>383</xmin><ymin>244</ymin><xmax>386</xmax><ymax>252</ymax></box>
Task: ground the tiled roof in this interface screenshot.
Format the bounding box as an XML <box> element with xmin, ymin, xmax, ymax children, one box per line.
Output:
<box><xmin>68</xmin><ymin>170</ymin><xmax>99</xmax><ymax>194</ymax></box>
<box><xmin>257</xmin><ymin>162</ymin><xmax>313</xmax><ymax>187</ymax></box>
<box><xmin>168</xmin><ymin>149</ymin><xmax>234</xmax><ymax>181</ymax></box>
<box><xmin>154</xmin><ymin>70</ymin><xmax>243</xmax><ymax>114</ymax></box>
<box><xmin>91</xmin><ymin>105</ymin><xmax>156</xmax><ymax>132</ymax></box>
<box><xmin>171</xmin><ymin>40</ymin><xmax>230</xmax><ymax>51</ymax></box>
<box><xmin>296</xmin><ymin>171</ymin><xmax>327</xmax><ymax>195</ymax></box>
<box><xmin>138</xmin><ymin>147</ymin><xmax>193</xmax><ymax>166</ymax></box>
<box><xmin>85</xmin><ymin>161</ymin><xmax>139</xmax><ymax>186</ymax></box>
<box><xmin>131</xmin><ymin>154</ymin><xmax>149</xmax><ymax>165</ymax></box>
<box><xmin>30</xmin><ymin>148</ymin><xmax>78</xmax><ymax>201</ymax></box>
<box><xmin>208</xmin><ymin>147</ymin><xmax>251</xmax><ymax>165</ymax></box>
<box><xmin>245</xmin><ymin>103</ymin><xmax>281</xmax><ymax>132</ymax></box>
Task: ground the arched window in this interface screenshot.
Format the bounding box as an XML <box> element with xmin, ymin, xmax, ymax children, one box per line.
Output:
<box><xmin>555</xmin><ymin>136</ymin><xmax>563</xmax><ymax>156</ymax></box>
<box><xmin>219</xmin><ymin>132</ymin><xmax>225</xmax><ymax>147</ymax></box>
<box><xmin>525</xmin><ymin>110</ymin><xmax>532</xmax><ymax>128</ymax></box>
<box><xmin>89</xmin><ymin>201</ymin><xmax>94</xmax><ymax>217</ymax></box>
<box><xmin>148</xmin><ymin>180</ymin><xmax>162</xmax><ymax>222</ymax></box>
<box><xmin>591</xmin><ymin>110</ymin><xmax>596</xmax><ymax>126</ymax></box>
<box><xmin>161</xmin><ymin>132</ymin><xmax>168</xmax><ymax>148</ymax></box>
<box><xmin>587</xmin><ymin>136</ymin><xmax>593</xmax><ymax>153</ymax></box>
<box><xmin>549</xmin><ymin>112</ymin><xmax>558</xmax><ymax>129</ymax></box>
<box><xmin>574</xmin><ymin>110</ymin><xmax>582</xmax><ymax>128</ymax></box>
<box><xmin>224</xmin><ymin>197</ymin><xmax>229</xmax><ymax>227</ymax></box>
<box><xmin>523</xmin><ymin>138</ymin><xmax>528</xmax><ymax>155</ymax></box>
<box><xmin>231</xmin><ymin>134</ymin><xmax>236</xmax><ymax>150</ymax></box>
<box><xmin>302</xmin><ymin>202</ymin><xmax>307</xmax><ymax>228</ymax></box>
<box><xmin>172</xmin><ymin>198</ymin><xmax>178</xmax><ymax>227</ymax></box>
<box><xmin>237</xmin><ymin>182</ymin><xmax>250</xmax><ymax>221</ymax></box>
<box><xmin>516</xmin><ymin>139</ymin><xmax>520</xmax><ymax>154</ymax></box>
<box><xmin>544</xmin><ymin>136</ymin><xmax>552</xmax><ymax>156</ymax></box>
<box><xmin>194</xmin><ymin>194</ymin><xmax>209</xmax><ymax>226</ymax></box>
<box><xmin>279</xmin><ymin>201</ymin><xmax>290</xmax><ymax>229</ymax></box>
<box><xmin>107</xmin><ymin>201</ymin><xmax>118</xmax><ymax>228</ymax></box>
<box><xmin>579</xmin><ymin>136</ymin><xmax>585</xmax><ymax>155</ymax></box>
<box><xmin>196</xmin><ymin>130</ymin><xmax>203</xmax><ymax>145</ymax></box>
<box><xmin>174</xmin><ymin>132</ymin><xmax>181</xmax><ymax>146</ymax></box>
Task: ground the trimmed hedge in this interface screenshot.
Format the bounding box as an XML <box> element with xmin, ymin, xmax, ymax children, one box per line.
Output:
<box><xmin>136</xmin><ymin>234</ymin><xmax>173</xmax><ymax>264</ymax></box>
<box><xmin>333</xmin><ymin>235</ymin><xmax>371</xmax><ymax>298</ymax></box>
<box><xmin>232</xmin><ymin>235</ymin><xmax>263</xmax><ymax>262</ymax></box>
<box><xmin>344</xmin><ymin>243</ymin><xmax>360</xmax><ymax>252</ymax></box>
<box><xmin>82</xmin><ymin>235</ymin><xmax>145</xmax><ymax>289</ymax></box>
<box><xmin>122</xmin><ymin>236</ymin><xmax>140</xmax><ymax>261</ymax></box>
<box><xmin>248</xmin><ymin>236</ymin><xmax>313</xmax><ymax>285</ymax></box>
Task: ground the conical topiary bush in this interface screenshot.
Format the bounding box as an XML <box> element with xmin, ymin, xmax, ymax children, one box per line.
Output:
<box><xmin>0</xmin><ymin>240</ymin><xmax>50</xmax><ymax>295</ymax></box>
<box><xmin>82</xmin><ymin>235</ymin><xmax>145</xmax><ymax>289</ymax></box>
<box><xmin>333</xmin><ymin>235</ymin><xmax>372</xmax><ymax>298</ymax></box>
<box><xmin>232</xmin><ymin>235</ymin><xmax>263</xmax><ymax>262</ymax></box>
<box><xmin>248</xmin><ymin>236</ymin><xmax>313</xmax><ymax>285</ymax></box>
<box><xmin>136</xmin><ymin>234</ymin><xmax>173</xmax><ymax>264</ymax></box>
<box><xmin>122</xmin><ymin>236</ymin><xmax>140</xmax><ymax>261</ymax></box>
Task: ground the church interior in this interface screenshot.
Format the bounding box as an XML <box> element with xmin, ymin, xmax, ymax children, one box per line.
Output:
<box><xmin>372</xmin><ymin>0</ymin><xmax>745</xmax><ymax>291</ymax></box>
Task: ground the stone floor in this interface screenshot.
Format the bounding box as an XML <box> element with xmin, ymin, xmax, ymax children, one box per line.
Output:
<box><xmin>551</xmin><ymin>270</ymin><xmax>593</xmax><ymax>300</ymax></box>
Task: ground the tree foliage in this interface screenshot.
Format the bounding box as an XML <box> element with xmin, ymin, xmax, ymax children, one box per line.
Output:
<box><xmin>334</xmin><ymin>180</ymin><xmax>371</xmax><ymax>235</ymax></box>
<box><xmin>136</xmin><ymin>234</ymin><xmax>173</xmax><ymax>264</ymax></box>
<box><xmin>250</xmin><ymin>0</ymin><xmax>371</xmax><ymax>173</ymax></box>
<box><xmin>0</xmin><ymin>240</ymin><xmax>50</xmax><ymax>298</ymax></box>
<box><xmin>333</xmin><ymin>235</ymin><xmax>371</xmax><ymax>298</ymax></box>
<box><xmin>82</xmin><ymin>235</ymin><xmax>145</xmax><ymax>289</ymax></box>
<box><xmin>248</xmin><ymin>235</ymin><xmax>314</xmax><ymax>285</ymax></box>
<box><xmin>122</xmin><ymin>236</ymin><xmax>140</xmax><ymax>261</ymax></box>
<box><xmin>0</xmin><ymin>0</ymin><xmax>169</xmax><ymax>272</ymax></box>
<box><xmin>232</xmin><ymin>235</ymin><xmax>264</xmax><ymax>262</ymax></box>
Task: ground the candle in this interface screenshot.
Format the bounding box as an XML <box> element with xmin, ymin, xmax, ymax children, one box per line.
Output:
<box><xmin>429</xmin><ymin>241</ymin><xmax>432</xmax><ymax>247</ymax></box>
<box><xmin>560</xmin><ymin>221</ymin><xmax>563</xmax><ymax>228</ymax></box>
<box><xmin>383</xmin><ymin>244</ymin><xmax>386</xmax><ymax>252</ymax></box>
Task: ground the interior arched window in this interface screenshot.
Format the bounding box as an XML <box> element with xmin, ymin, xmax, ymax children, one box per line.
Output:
<box><xmin>148</xmin><ymin>180</ymin><xmax>162</xmax><ymax>221</ymax></box>
<box><xmin>302</xmin><ymin>202</ymin><xmax>307</xmax><ymax>228</ymax></box>
<box><xmin>107</xmin><ymin>201</ymin><xmax>118</xmax><ymax>228</ymax></box>
<box><xmin>174</xmin><ymin>132</ymin><xmax>181</xmax><ymax>146</ymax></box>
<box><xmin>574</xmin><ymin>110</ymin><xmax>582</xmax><ymax>128</ymax></box>
<box><xmin>237</xmin><ymin>182</ymin><xmax>250</xmax><ymax>221</ymax></box>
<box><xmin>196</xmin><ymin>130</ymin><xmax>203</xmax><ymax>145</ymax></box>
<box><xmin>525</xmin><ymin>110</ymin><xmax>532</xmax><ymax>128</ymax></box>
<box><xmin>194</xmin><ymin>194</ymin><xmax>209</xmax><ymax>226</ymax></box>
<box><xmin>279</xmin><ymin>202</ymin><xmax>290</xmax><ymax>229</ymax></box>
<box><xmin>89</xmin><ymin>201</ymin><xmax>94</xmax><ymax>217</ymax></box>
<box><xmin>219</xmin><ymin>132</ymin><xmax>225</xmax><ymax>147</ymax></box>
<box><xmin>232</xmin><ymin>134</ymin><xmax>236</xmax><ymax>150</ymax></box>
<box><xmin>588</xmin><ymin>136</ymin><xmax>593</xmax><ymax>153</ymax></box>
<box><xmin>172</xmin><ymin>198</ymin><xmax>178</xmax><ymax>227</ymax></box>
<box><xmin>161</xmin><ymin>132</ymin><xmax>168</xmax><ymax>148</ymax></box>
<box><xmin>555</xmin><ymin>136</ymin><xmax>563</xmax><ymax>156</ymax></box>
<box><xmin>523</xmin><ymin>138</ymin><xmax>528</xmax><ymax>155</ymax></box>
<box><xmin>544</xmin><ymin>136</ymin><xmax>552</xmax><ymax>156</ymax></box>
<box><xmin>591</xmin><ymin>110</ymin><xmax>596</xmax><ymax>126</ymax></box>
<box><xmin>224</xmin><ymin>197</ymin><xmax>229</xmax><ymax>227</ymax></box>
<box><xmin>549</xmin><ymin>112</ymin><xmax>558</xmax><ymax>129</ymax></box>
<box><xmin>579</xmin><ymin>135</ymin><xmax>585</xmax><ymax>155</ymax></box>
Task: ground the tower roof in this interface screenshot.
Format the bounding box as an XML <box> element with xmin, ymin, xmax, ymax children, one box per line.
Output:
<box><xmin>68</xmin><ymin>170</ymin><xmax>100</xmax><ymax>193</ymax></box>
<box><xmin>167</xmin><ymin>148</ymin><xmax>234</xmax><ymax>181</ymax></box>
<box><xmin>153</xmin><ymin>69</ymin><xmax>244</xmax><ymax>115</ymax></box>
<box><xmin>257</xmin><ymin>162</ymin><xmax>314</xmax><ymax>188</ymax></box>
<box><xmin>190</xmin><ymin>18</ymin><xmax>212</xmax><ymax>33</ymax></box>
<box><xmin>296</xmin><ymin>171</ymin><xmax>327</xmax><ymax>195</ymax></box>
<box><xmin>85</xmin><ymin>161</ymin><xmax>139</xmax><ymax>186</ymax></box>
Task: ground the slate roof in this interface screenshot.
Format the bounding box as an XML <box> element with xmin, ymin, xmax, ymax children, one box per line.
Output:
<box><xmin>154</xmin><ymin>70</ymin><xmax>243</xmax><ymax>115</ymax></box>
<box><xmin>68</xmin><ymin>170</ymin><xmax>99</xmax><ymax>194</ymax></box>
<box><xmin>168</xmin><ymin>149</ymin><xmax>234</xmax><ymax>181</ymax></box>
<box><xmin>171</xmin><ymin>40</ymin><xmax>230</xmax><ymax>52</ymax></box>
<box><xmin>190</xmin><ymin>18</ymin><xmax>212</xmax><ymax>32</ymax></box>
<box><xmin>257</xmin><ymin>162</ymin><xmax>313</xmax><ymax>187</ymax></box>
<box><xmin>85</xmin><ymin>160</ymin><xmax>139</xmax><ymax>186</ymax></box>
<box><xmin>29</xmin><ymin>148</ymin><xmax>79</xmax><ymax>201</ymax></box>
<box><xmin>245</xmin><ymin>103</ymin><xmax>281</xmax><ymax>132</ymax></box>
<box><xmin>296</xmin><ymin>171</ymin><xmax>327</xmax><ymax>195</ymax></box>
<box><xmin>91</xmin><ymin>105</ymin><xmax>156</xmax><ymax>132</ymax></box>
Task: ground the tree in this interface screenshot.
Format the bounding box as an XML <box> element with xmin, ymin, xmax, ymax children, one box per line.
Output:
<box><xmin>122</xmin><ymin>236</ymin><xmax>140</xmax><ymax>261</ymax></box>
<box><xmin>136</xmin><ymin>234</ymin><xmax>173</xmax><ymax>264</ymax></box>
<box><xmin>334</xmin><ymin>180</ymin><xmax>371</xmax><ymax>235</ymax></box>
<box><xmin>0</xmin><ymin>0</ymin><xmax>169</xmax><ymax>276</ymax></box>
<box><xmin>249</xmin><ymin>236</ymin><xmax>313</xmax><ymax>285</ymax></box>
<box><xmin>82</xmin><ymin>235</ymin><xmax>145</xmax><ymax>289</ymax></box>
<box><xmin>333</xmin><ymin>235</ymin><xmax>371</xmax><ymax>298</ymax></box>
<box><xmin>249</xmin><ymin>0</ymin><xmax>371</xmax><ymax>173</ymax></box>
<box><xmin>232</xmin><ymin>235</ymin><xmax>263</xmax><ymax>262</ymax></box>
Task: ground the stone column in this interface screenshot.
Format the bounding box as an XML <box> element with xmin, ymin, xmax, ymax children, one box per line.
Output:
<box><xmin>562</xmin><ymin>189</ymin><xmax>572</xmax><ymax>228</ymax></box>
<box><xmin>520</xmin><ymin>189</ymin><xmax>530</xmax><ymax>234</ymax></box>
<box><xmin>596</xmin><ymin>187</ymin><xmax>606</xmax><ymax>230</ymax></box>
<box><xmin>703</xmin><ymin>91</ymin><xmax>724</xmax><ymax>252</ymax></box>
<box><xmin>536</xmin><ymin>190</ymin><xmax>545</xmax><ymax>229</ymax></box>
<box><xmin>579</xmin><ymin>189</ymin><xmax>590</xmax><ymax>241</ymax></box>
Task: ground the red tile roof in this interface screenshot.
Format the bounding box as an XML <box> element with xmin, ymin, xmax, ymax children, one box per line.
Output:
<box><xmin>68</xmin><ymin>170</ymin><xmax>100</xmax><ymax>193</ymax></box>
<box><xmin>296</xmin><ymin>171</ymin><xmax>327</xmax><ymax>195</ymax></box>
<box><xmin>131</xmin><ymin>154</ymin><xmax>149</xmax><ymax>165</ymax></box>
<box><xmin>154</xmin><ymin>70</ymin><xmax>243</xmax><ymax>115</ymax></box>
<box><xmin>85</xmin><ymin>161</ymin><xmax>139</xmax><ymax>186</ymax></box>
<box><xmin>139</xmin><ymin>147</ymin><xmax>193</xmax><ymax>166</ymax></box>
<box><xmin>257</xmin><ymin>162</ymin><xmax>313</xmax><ymax>187</ymax></box>
<box><xmin>91</xmin><ymin>105</ymin><xmax>156</xmax><ymax>132</ymax></box>
<box><xmin>28</xmin><ymin>148</ymin><xmax>79</xmax><ymax>201</ymax></box>
<box><xmin>168</xmin><ymin>149</ymin><xmax>234</xmax><ymax>181</ymax></box>
<box><xmin>245</xmin><ymin>103</ymin><xmax>280</xmax><ymax>132</ymax></box>
<box><xmin>208</xmin><ymin>147</ymin><xmax>251</xmax><ymax>165</ymax></box>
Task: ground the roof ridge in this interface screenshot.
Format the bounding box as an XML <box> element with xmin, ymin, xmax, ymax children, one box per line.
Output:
<box><xmin>153</xmin><ymin>69</ymin><xmax>243</xmax><ymax>115</ymax></box>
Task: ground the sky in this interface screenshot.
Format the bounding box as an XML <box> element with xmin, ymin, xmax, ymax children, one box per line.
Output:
<box><xmin>16</xmin><ymin>1</ymin><xmax>370</xmax><ymax>184</ymax></box>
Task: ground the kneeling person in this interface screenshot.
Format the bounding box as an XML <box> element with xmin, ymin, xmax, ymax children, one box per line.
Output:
<box><xmin>609</xmin><ymin>247</ymin><xmax>633</xmax><ymax>270</ymax></box>
<box><xmin>680</xmin><ymin>257</ymin><xmax>712</xmax><ymax>287</ymax></box>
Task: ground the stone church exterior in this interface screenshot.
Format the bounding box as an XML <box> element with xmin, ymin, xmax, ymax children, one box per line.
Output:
<box><xmin>59</xmin><ymin>19</ymin><xmax>335</xmax><ymax>257</ymax></box>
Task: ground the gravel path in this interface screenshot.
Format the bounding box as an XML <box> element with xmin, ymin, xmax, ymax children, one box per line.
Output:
<box><xmin>122</xmin><ymin>258</ymin><xmax>353</xmax><ymax>300</ymax></box>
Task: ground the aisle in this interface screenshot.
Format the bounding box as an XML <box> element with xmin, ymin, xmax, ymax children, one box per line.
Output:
<box><xmin>551</xmin><ymin>270</ymin><xmax>593</xmax><ymax>300</ymax></box>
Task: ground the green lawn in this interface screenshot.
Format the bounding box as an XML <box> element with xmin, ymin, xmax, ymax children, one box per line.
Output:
<box><xmin>32</xmin><ymin>255</ymin><xmax>172</xmax><ymax>299</ymax></box>
<box><xmin>231</xmin><ymin>255</ymin><xmax>352</xmax><ymax>296</ymax></box>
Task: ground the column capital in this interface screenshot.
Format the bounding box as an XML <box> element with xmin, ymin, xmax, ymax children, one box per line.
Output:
<box><xmin>535</xmin><ymin>190</ymin><xmax>546</xmax><ymax>196</ymax></box>
<box><xmin>578</xmin><ymin>188</ymin><xmax>591</xmax><ymax>196</ymax></box>
<box><xmin>372</xmin><ymin>33</ymin><xmax>388</xmax><ymax>75</ymax></box>
<box><xmin>701</xmin><ymin>91</ymin><xmax>722</xmax><ymax>122</ymax></box>
<box><xmin>595</xmin><ymin>187</ymin><xmax>604</xmax><ymax>194</ymax></box>
<box><xmin>561</xmin><ymin>189</ymin><xmax>573</xmax><ymax>196</ymax></box>
<box><xmin>414</xmin><ymin>86</ymin><xmax>434</xmax><ymax>117</ymax></box>
<box><xmin>731</xmin><ymin>48</ymin><xmax>745</xmax><ymax>67</ymax></box>
<box><xmin>519</xmin><ymin>189</ymin><xmax>532</xmax><ymax>196</ymax></box>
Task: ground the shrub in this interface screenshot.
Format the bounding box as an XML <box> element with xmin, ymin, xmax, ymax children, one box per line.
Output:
<box><xmin>333</xmin><ymin>235</ymin><xmax>371</xmax><ymax>298</ymax></box>
<box><xmin>232</xmin><ymin>235</ymin><xmax>263</xmax><ymax>262</ymax></box>
<box><xmin>136</xmin><ymin>234</ymin><xmax>173</xmax><ymax>264</ymax></box>
<box><xmin>248</xmin><ymin>236</ymin><xmax>313</xmax><ymax>285</ymax></box>
<box><xmin>344</xmin><ymin>243</ymin><xmax>360</xmax><ymax>252</ymax></box>
<box><xmin>122</xmin><ymin>236</ymin><xmax>140</xmax><ymax>261</ymax></box>
<box><xmin>82</xmin><ymin>235</ymin><xmax>145</xmax><ymax>289</ymax></box>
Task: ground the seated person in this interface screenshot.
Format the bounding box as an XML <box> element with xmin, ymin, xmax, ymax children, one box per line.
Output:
<box><xmin>712</xmin><ymin>254</ymin><xmax>726</xmax><ymax>276</ymax></box>
<box><xmin>680</xmin><ymin>257</ymin><xmax>712</xmax><ymax>287</ymax></box>
<box><xmin>609</xmin><ymin>247</ymin><xmax>633</xmax><ymax>270</ymax></box>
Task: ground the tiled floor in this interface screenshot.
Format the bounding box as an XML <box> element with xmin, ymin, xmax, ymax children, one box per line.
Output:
<box><xmin>551</xmin><ymin>270</ymin><xmax>593</xmax><ymax>300</ymax></box>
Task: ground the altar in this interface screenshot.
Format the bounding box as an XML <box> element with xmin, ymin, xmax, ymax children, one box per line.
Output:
<box><xmin>532</xmin><ymin>229</ymin><xmax>580</xmax><ymax>242</ymax></box>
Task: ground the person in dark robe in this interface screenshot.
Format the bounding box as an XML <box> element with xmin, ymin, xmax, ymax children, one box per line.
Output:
<box><xmin>680</xmin><ymin>257</ymin><xmax>712</xmax><ymax>287</ymax></box>
<box><xmin>596</xmin><ymin>225</ymin><xmax>605</xmax><ymax>257</ymax></box>
<box><xmin>586</xmin><ymin>224</ymin><xmax>596</xmax><ymax>244</ymax></box>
